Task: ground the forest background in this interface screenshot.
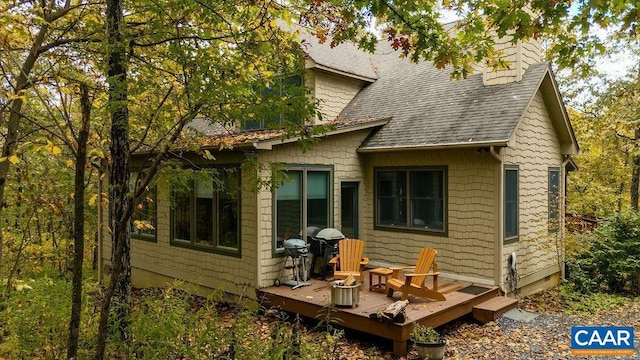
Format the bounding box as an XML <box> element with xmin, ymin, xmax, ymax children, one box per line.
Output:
<box><xmin>1</xmin><ymin>0</ymin><xmax>639</xmax><ymax>359</ymax></box>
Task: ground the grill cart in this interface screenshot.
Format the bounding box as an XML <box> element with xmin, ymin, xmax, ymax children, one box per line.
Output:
<box><xmin>275</xmin><ymin>238</ymin><xmax>311</xmax><ymax>289</ymax></box>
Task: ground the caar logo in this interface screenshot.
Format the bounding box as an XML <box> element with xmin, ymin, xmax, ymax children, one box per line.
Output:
<box><xmin>571</xmin><ymin>326</ymin><xmax>635</xmax><ymax>356</ymax></box>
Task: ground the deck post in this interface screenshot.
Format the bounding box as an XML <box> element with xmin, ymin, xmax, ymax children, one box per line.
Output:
<box><xmin>393</xmin><ymin>340</ymin><xmax>407</xmax><ymax>356</ymax></box>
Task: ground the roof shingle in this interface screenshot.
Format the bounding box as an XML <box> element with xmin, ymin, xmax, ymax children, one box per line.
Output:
<box><xmin>299</xmin><ymin>32</ymin><xmax>379</xmax><ymax>81</ymax></box>
<box><xmin>337</xmin><ymin>50</ymin><xmax>550</xmax><ymax>150</ymax></box>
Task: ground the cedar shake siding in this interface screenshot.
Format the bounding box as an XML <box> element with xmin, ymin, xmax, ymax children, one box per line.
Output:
<box><xmin>502</xmin><ymin>90</ymin><xmax>564</xmax><ymax>292</ymax></box>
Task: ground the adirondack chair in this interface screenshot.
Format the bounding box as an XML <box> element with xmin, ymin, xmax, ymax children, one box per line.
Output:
<box><xmin>386</xmin><ymin>247</ymin><xmax>446</xmax><ymax>302</ymax></box>
<box><xmin>329</xmin><ymin>239</ymin><xmax>369</xmax><ymax>282</ymax></box>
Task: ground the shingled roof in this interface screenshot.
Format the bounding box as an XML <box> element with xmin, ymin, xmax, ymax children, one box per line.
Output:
<box><xmin>179</xmin><ymin>29</ymin><xmax>576</xmax><ymax>155</ymax></box>
<box><xmin>337</xmin><ymin>49</ymin><xmax>554</xmax><ymax>151</ymax></box>
<box><xmin>299</xmin><ymin>32</ymin><xmax>378</xmax><ymax>82</ymax></box>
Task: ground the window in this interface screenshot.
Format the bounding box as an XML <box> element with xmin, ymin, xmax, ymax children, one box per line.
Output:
<box><xmin>130</xmin><ymin>172</ymin><xmax>157</xmax><ymax>242</ymax></box>
<box><xmin>548</xmin><ymin>167</ymin><xmax>560</xmax><ymax>232</ymax></box>
<box><xmin>375</xmin><ymin>167</ymin><xmax>447</xmax><ymax>234</ymax></box>
<box><xmin>274</xmin><ymin>167</ymin><xmax>331</xmax><ymax>253</ymax></box>
<box><xmin>244</xmin><ymin>75</ymin><xmax>304</xmax><ymax>131</ymax></box>
<box><xmin>504</xmin><ymin>165</ymin><xmax>519</xmax><ymax>243</ymax></box>
<box><xmin>171</xmin><ymin>167</ymin><xmax>240</xmax><ymax>256</ymax></box>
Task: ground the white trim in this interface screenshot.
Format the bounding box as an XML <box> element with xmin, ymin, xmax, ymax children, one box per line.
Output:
<box><xmin>516</xmin><ymin>40</ymin><xmax>523</xmax><ymax>82</ymax></box>
<box><xmin>490</xmin><ymin>146</ymin><xmax>505</xmax><ymax>293</ymax></box>
<box><xmin>311</xmin><ymin>64</ymin><xmax>378</xmax><ymax>83</ymax></box>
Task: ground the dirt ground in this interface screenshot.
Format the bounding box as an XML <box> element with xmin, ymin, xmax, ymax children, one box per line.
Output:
<box><xmin>292</xmin><ymin>288</ymin><xmax>640</xmax><ymax>359</ymax></box>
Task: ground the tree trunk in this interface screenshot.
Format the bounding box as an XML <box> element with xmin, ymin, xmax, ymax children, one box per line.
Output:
<box><xmin>631</xmin><ymin>129</ymin><xmax>640</xmax><ymax>211</ymax></box>
<box><xmin>67</xmin><ymin>83</ymin><xmax>91</xmax><ymax>360</ymax></box>
<box><xmin>95</xmin><ymin>0</ymin><xmax>132</xmax><ymax>358</ymax></box>
<box><xmin>0</xmin><ymin>22</ymin><xmax>50</xmax><ymax>269</ymax></box>
<box><xmin>631</xmin><ymin>155</ymin><xmax>640</xmax><ymax>211</ymax></box>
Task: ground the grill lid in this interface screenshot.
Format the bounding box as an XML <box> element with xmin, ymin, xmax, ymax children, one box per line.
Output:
<box><xmin>299</xmin><ymin>226</ymin><xmax>321</xmax><ymax>238</ymax></box>
<box><xmin>314</xmin><ymin>228</ymin><xmax>345</xmax><ymax>241</ymax></box>
<box><xmin>283</xmin><ymin>238</ymin><xmax>307</xmax><ymax>249</ymax></box>
<box><xmin>283</xmin><ymin>238</ymin><xmax>310</xmax><ymax>257</ymax></box>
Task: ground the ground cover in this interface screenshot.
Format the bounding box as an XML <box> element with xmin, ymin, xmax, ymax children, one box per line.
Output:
<box><xmin>2</xmin><ymin>280</ymin><xmax>637</xmax><ymax>359</ymax></box>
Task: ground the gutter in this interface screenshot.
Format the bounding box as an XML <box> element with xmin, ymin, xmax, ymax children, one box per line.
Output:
<box><xmin>253</xmin><ymin>118</ymin><xmax>390</xmax><ymax>150</ymax></box>
<box><xmin>357</xmin><ymin>140</ymin><xmax>510</xmax><ymax>153</ymax></box>
<box><xmin>490</xmin><ymin>146</ymin><xmax>505</xmax><ymax>294</ymax></box>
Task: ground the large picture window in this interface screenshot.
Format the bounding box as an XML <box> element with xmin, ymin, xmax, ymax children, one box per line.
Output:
<box><xmin>548</xmin><ymin>167</ymin><xmax>560</xmax><ymax>232</ymax></box>
<box><xmin>274</xmin><ymin>167</ymin><xmax>331</xmax><ymax>253</ymax></box>
<box><xmin>504</xmin><ymin>165</ymin><xmax>519</xmax><ymax>243</ymax></box>
<box><xmin>171</xmin><ymin>167</ymin><xmax>240</xmax><ymax>256</ymax></box>
<box><xmin>130</xmin><ymin>172</ymin><xmax>157</xmax><ymax>242</ymax></box>
<box><xmin>375</xmin><ymin>167</ymin><xmax>446</xmax><ymax>234</ymax></box>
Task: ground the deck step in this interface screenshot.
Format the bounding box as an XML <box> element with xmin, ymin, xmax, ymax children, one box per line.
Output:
<box><xmin>472</xmin><ymin>296</ymin><xmax>519</xmax><ymax>324</ymax></box>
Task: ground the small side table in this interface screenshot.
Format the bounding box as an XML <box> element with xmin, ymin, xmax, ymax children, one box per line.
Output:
<box><xmin>369</xmin><ymin>267</ymin><xmax>393</xmax><ymax>292</ymax></box>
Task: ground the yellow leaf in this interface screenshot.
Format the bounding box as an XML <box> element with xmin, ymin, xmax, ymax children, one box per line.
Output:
<box><xmin>46</xmin><ymin>141</ymin><xmax>61</xmax><ymax>155</ymax></box>
<box><xmin>66</xmin><ymin>160</ymin><xmax>74</xmax><ymax>168</ymax></box>
<box><xmin>89</xmin><ymin>194</ymin><xmax>98</xmax><ymax>206</ymax></box>
<box><xmin>8</xmin><ymin>155</ymin><xmax>19</xmax><ymax>164</ymax></box>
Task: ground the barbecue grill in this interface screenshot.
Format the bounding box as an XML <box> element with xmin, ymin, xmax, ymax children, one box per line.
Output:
<box><xmin>310</xmin><ymin>228</ymin><xmax>345</xmax><ymax>280</ymax></box>
<box><xmin>284</xmin><ymin>238</ymin><xmax>309</xmax><ymax>257</ymax></box>
<box><xmin>275</xmin><ymin>238</ymin><xmax>311</xmax><ymax>289</ymax></box>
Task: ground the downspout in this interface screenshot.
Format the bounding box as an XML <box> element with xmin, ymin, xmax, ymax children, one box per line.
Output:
<box><xmin>560</xmin><ymin>156</ymin><xmax>572</xmax><ymax>280</ymax></box>
<box><xmin>490</xmin><ymin>146</ymin><xmax>505</xmax><ymax>293</ymax></box>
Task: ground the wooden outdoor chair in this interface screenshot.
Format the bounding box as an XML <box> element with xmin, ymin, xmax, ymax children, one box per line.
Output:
<box><xmin>386</xmin><ymin>247</ymin><xmax>446</xmax><ymax>302</ymax></box>
<box><xmin>329</xmin><ymin>239</ymin><xmax>369</xmax><ymax>282</ymax></box>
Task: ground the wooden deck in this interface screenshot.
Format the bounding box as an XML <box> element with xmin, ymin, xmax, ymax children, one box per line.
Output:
<box><xmin>257</xmin><ymin>271</ymin><xmax>499</xmax><ymax>356</ymax></box>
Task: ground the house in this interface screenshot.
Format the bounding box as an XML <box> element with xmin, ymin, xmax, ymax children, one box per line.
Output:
<box><xmin>98</xmin><ymin>29</ymin><xmax>578</xmax><ymax>299</ymax></box>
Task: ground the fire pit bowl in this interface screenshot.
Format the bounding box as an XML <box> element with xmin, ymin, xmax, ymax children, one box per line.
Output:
<box><xmin>330</xmin><ymin>280</ymin><xmax>360</xmax><ymax>308</ymax></box>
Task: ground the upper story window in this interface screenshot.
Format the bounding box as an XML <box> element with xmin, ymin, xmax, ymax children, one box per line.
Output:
<box><xmin>171</xmin><ymin>167</ymin><xmax>241</xmax><ymax>256</ymax></box>
<box><xmin>273</xmin><ymin>166</ymin><xmax>332</xmax><ymax>254</ymax></box>
<box><xmin>375</xmin><ymin>167</ymin><xmax>447</xmax><ymax>234</ymax></box>
<box><xmin>504</xmin><ymin>165</ymin><xmax>519</xmax><ymax>244</ymax></box>
<box><xmin>130</xmin><ymin>172</ymin><xmax>157</xmax><ymax>242</ymax></box>
<box><xmin>244</xmin><ymin>75</ymin><xmax>304</xmax><ymax>131</ymax></box>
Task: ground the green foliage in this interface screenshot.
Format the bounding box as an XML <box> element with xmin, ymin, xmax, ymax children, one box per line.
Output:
<box><xmin>557</xmin><ymin>284</ymin><xmax>628</xmax><ymax>315</ymax></box>
<box><xmin>315</xmin><ymin>301</ymin><xmax>344</xmax><ymax>333</ymax></box>
<box><xmin>410</xmin><ymin>322</ymin><xmax>442</xmax><ymax>344</ymax></box>
<box><xmin>566</xmin><ymin>106</ymin><xmax>630</xmax><ymax>216</ymax></box>
<box><xmin>0</xmin><ymin>276</ymin><xmax>99</xmax><ymax>359</ymax></box>
<box><xmin>567</xmin><ymin>210</ymin><xmax>640</xmax><ymax>295</ymax></box>
<box><xmin>122</xmin><ymin>285</ymin><xmax>220</xmax><ymax>359</ymax></box>
<box><xmin>0</xmin><ymin>275</ymin><xmax>361</xmax><ymax>359</ymax></box>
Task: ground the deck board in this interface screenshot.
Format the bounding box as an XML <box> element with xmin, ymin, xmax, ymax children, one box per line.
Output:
<box><xmin>257</xmin><ymin>271</ymin><xmax>498</xmax><ymax>356</ymax></box>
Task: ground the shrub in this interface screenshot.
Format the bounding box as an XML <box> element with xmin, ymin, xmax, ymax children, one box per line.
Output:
<box><xmin>1</xmin><ymin>276</ymin><xmax>98</xmax><ymax>359</ymax></box>
<box><xmin>557</xmin><ymin>284</ymin><xmax>628</xmax><ymax>314</ymax></box>
<box><xmin>568</xmin><ymin>210</ymin><xmax>640</xmax><ymax>295</ymax></box>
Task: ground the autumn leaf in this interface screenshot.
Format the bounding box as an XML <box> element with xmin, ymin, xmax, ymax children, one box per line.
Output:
<box><xmin>46</xmin><ymin>141</ymin><xmax>62</xmax><ymax>155</ymax></box>
<box><xmin>8</xmin><ymin>155</ymin><xmax>20</xmax><ymax>164</ymax></box>
<box><xmin>89</xmin><ymin>194</ymin><xmax>99</xmax><ymax>206</ymax></box>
